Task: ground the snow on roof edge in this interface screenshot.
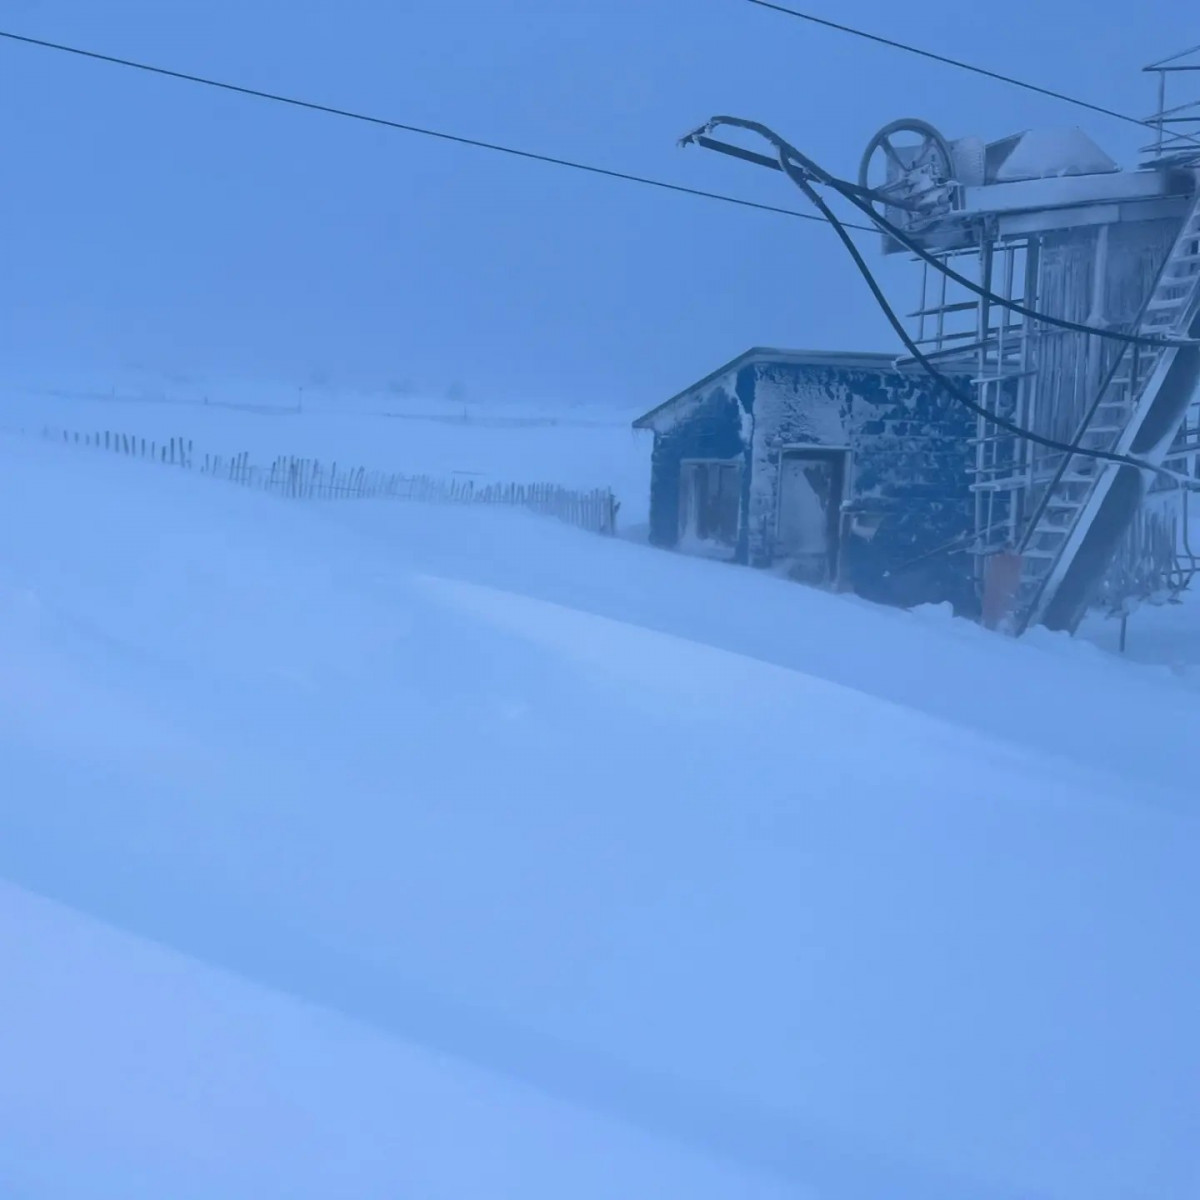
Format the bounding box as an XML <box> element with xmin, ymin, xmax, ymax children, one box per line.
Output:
<box><xmin>632</xmin><ymin>347</ymin><xmax>913</xmax><ymax>429</ymax></box>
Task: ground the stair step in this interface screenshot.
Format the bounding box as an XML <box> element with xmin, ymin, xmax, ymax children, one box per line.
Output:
<box><xmin>1036</xmin><ymin>513</ymin><xmax>1076</xmax><ymax>529</ymax></box>
<box><xmin>970</xmin><ymin>473</ymin><xmax>1029</xmax><ymax>490</ymax></box>
<box><xmin>1012</xmin><ymin>192</ymin><xmax>1200</xmax><ymax>629</ymax></box>
<box><xmin>1048</xmin><ymin>460</ymin><xmax>1100</xmax><ymax>474</ymax></box>
<box><xmin>968</xmin><ymin>432</ymin><xmax>1023</xmax><ymax>445</ymax></box>
<box><xmin>1147</xmin><ymin>293</ymin><xmax>1190</xmax><ymax>310</ymax></box>
<box><xmin>1031</xmin><ymin>467</ymin><xmax>1095</xmax><ymax>482</ymax></box>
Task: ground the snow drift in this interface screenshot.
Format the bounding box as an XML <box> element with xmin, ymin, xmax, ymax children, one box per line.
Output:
<box><xmin>1</xmin><ymin>431</ymin><xmax>1197</xmax><ymax>1199</ymax></box>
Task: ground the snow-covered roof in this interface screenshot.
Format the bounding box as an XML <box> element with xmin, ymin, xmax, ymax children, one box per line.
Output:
<box><xmin>633</xmin><ymin>347</ymin><xmax>911</xmax><ymax>430</ymax></box>
<box><xmin>989</xmin><ymin>127</ymin><xmax>1119</xmax><ymax>183</ymax></box>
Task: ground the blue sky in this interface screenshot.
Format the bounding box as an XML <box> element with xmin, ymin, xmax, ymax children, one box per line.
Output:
<box><xmin>0</xmin><ymin>0</ymin><xmax>1194</xmax><ymax>407</ymax></box>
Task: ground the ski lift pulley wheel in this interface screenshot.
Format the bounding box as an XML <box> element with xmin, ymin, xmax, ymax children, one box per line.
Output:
<box><xmin>858</xmin><ymin>118</ymin><xmax>956</xmax><ymax>225</ymax></box>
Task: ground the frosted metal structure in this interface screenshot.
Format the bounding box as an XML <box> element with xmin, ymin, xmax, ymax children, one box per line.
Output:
<box><xmin>864</xmin><ymin>52</ymin><xmax>1200</xmax><ymax>632</ymax></box>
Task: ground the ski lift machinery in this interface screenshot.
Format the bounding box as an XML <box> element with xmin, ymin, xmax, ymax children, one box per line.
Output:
<box><xmin>683</xmin><ymin>49</ymin><xmax>1200</xmax><ymax>635</ymax></box>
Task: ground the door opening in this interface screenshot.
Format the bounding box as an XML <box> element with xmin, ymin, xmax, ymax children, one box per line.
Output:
<box><xmin>678</xmin><ymin>459</ymin><xmax>741</xmax><ymax>555</ymax></box>
<box><xmin>775</xmin><ymin>448</ymin><xmax>848</xmax><ymax>584</ymax></box>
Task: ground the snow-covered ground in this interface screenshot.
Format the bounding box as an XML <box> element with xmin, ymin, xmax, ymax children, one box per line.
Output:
<box><xmin>0</xmin><ymin>879</ymin><xmax>795</xmax><ymax>1200</ymax></box>
<box><xmin>1</xmin><ymin>385</ymin><xmax>1198</xmax><ymax>1200</ymax></box>
<box><xmin>0</xmin><ymin>370</ymin><xmax>651</xmax><ymax>522</ymax></box>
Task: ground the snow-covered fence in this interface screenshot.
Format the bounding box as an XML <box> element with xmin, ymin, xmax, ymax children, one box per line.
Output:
<box><xmin>38</xmin><ymin>426</ymin><xmax>619</xmax><ymax>536</ymax></box>
<box><xmin>42</xmin><ymin>427</ymin><xmax>195</xmax><ymax>466</ymax></box>
<box><xmin>204</xmin><ymin>450</ymin><xmax>619</xmax><ymax>533</ymax></box>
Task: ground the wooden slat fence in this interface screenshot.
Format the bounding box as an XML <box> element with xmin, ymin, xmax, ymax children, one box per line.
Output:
<box><xmin>38</xmin><ymin>425</ymin><xmax>619</xmax><ymax>536</ymax></box>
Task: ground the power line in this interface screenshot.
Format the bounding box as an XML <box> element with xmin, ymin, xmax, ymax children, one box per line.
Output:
<box><xmin>685</xmin><ymin>115</ymin><xmax>1199</xmax><ymax>487</ymax></box>
<box><xmin>739</xmin><ymin>0</ymin><xmax>1168</xmax><ymax>135</ymax></box>
<box><xmin>688</xmin><ymin>116</ymin><xmax>1186</xmax><ymax>347</ymax></box>
<box><xmin>0</xmin><ymin>27</ymin><xmax>874</xmax><ymax>232</ymax></box>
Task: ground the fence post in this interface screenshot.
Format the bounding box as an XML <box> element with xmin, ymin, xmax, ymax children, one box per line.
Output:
<box><xmin>65</xmin><ymin>435</ymin><xmax>618</xmax><ymax>536</ymax></box>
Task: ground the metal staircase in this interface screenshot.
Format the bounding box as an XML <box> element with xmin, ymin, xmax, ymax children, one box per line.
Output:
<box><xmin>678</xmin><ymin>87</ymin><xmax>1200</xmax><ymax>634</ymax></box>
<box><xmin>1012</xmin><ymin>185</ymin><xmax>1200</xmax><ymax>632</ymax></box>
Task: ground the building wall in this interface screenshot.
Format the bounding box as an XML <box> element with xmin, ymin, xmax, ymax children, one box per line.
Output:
<box><xmin>1034</xmin><ymin>218</ymin><xmax>1180</xmax><ymax>445</ymax></box>
<box><xmin>1030</xmin><ymin>218</ymin><xmax>1189</xmax><ymax>619</ymax></box>
<box><xmin>644</xmin><ymin>357</ymin><xmax>975</xmax><ymax>608</ymax></box>
<box><xmin>646</xmin><ymin>367</ymin><xmax>753</xmax><ymax>558</ymax></box>
<box><xmin>747</xmin><ymin>362</ymin><xmax>974</xmax><ymax>607</ymax></box>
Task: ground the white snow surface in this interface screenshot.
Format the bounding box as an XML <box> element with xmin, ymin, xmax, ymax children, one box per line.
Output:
<box><xmin>0</xmin><ymin>372</ymin><xmax>650</xmax><ymax>520</ymax></box>
<box><xmin>1</xmin><ymin>409</ymin><xmax>1199</xmax><ymax>1200</ymax></box>
<box><xmin>992</xmin><ymin>127</ymin><xmax>1120</xmax><ymax>182</ymax></box>
<box><xmin>0</xmin><ymin>878</ymin><xmax>794</xmax><ymax>1200</ymax></box>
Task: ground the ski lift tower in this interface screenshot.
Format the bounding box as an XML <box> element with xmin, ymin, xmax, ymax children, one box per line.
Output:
<box><xmin>860</xmin><ymin>49</ymin><xmax>1200</xmax><ymax>632</ymax></box>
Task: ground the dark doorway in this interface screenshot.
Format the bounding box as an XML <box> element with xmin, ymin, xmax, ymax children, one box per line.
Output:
<box><xmin>775</xmin><ymin>448</ymin><xmax>848</xmax><ymax>584</ymax></box>
<box><xmin>678</xmin><ymin>459</ymin><xmax>742</xmax><ymax>553</ymax></box>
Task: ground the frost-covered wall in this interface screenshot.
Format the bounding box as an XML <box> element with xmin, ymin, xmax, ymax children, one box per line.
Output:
<box><xmin>644</xmin><ymin>367</ymin><xmax>752</xmax><ymax>556</ymax></box>
<box><xmin>747</xmin><ymin>362</ymin><xmax>974</xmax><ymax>606</ymax></box>
<box><xmin>1094</xmin><ymin>483</ymin><xmax>1193</xmax><ymax>613</ymax></box>
<box><xmin>640</xmin><ymin>354</ymin><xmax>974</xmax><ymax>608</ymax></box>
<box><xmin>1029</xmin><ymin>218</ymin><xmax>1194</xmax><ymax>617</ymax></box>
<box><xmin>1034</xmin><ymin>219</ymin><xmax>1179</xmax><ymax>447</ymax></box>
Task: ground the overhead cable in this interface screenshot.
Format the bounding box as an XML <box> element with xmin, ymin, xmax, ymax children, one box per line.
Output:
<box><xmin>738</xmin><ymin>0</ymin><xmax>1200</xmax><ymax>149</ymax></box>
<box><xmin>681</xmin><ymin>118</ymin><xmax>1198</xmax><ymax>487</ymax></box>
<box><xmin>0</xmin><ymin>27</ymin><xmax>878</xmax><ymax>229</ymax></box>
<box><xmin>689</xmin><ymin>115</ymin><xmax>1190</xmax><ymax>348</ymax></box>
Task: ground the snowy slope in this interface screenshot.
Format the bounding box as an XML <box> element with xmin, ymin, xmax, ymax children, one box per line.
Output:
<box><xmin>0</xmin><ymin>880</ymin><xmax>796</xmax><ymax>1200</ymax></box>
<box><xmin>1</xmin><ymin>432</ymin><xmax>1198</xmax><ymax>1199</ymax></box>
<box><xmin>332</xmin><ymin>500</ymin><xmax>1200</xmax><ymax>799</ymax></box>
<box><xmin>0</xmin><ymin>373</ymin><xmax>650</xmax><ymax>520</ymax></box>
